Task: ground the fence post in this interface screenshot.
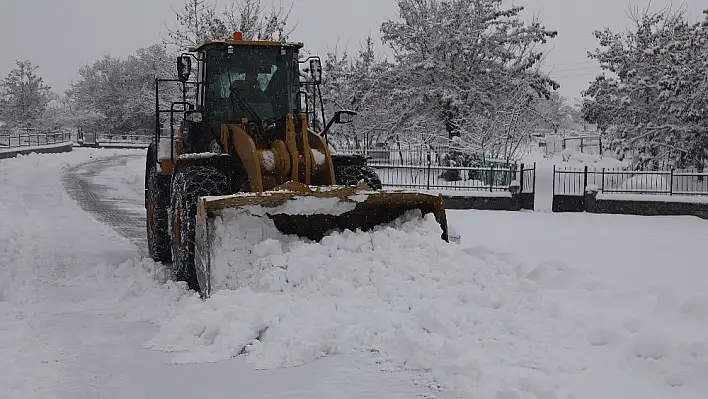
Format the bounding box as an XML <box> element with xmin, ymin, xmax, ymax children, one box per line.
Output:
<box><xmin>583</xmin><ymin>166</ymin><xmax>589</xmax><ymax>194</ymax></box>
<box><xmin>669</xmin><ymin>169</ymin><xmax>674</xmax><ymax>196</ymax></box>
<box><xmin>533</xmin><ymin>163</ymin><xmax>537</xmax><ymax>194</ymax></box>
<box><xmin>489</xmin><ymin>164</ymin><xmax>494</xmax><ymax>192</ymax></box>
<box><xmin>552</xmin><ymin>165</ymin><xmax>556</xmax><ymax>196</ymax></box>
<box><xmin>426</xmin><ymin>158</ymin><xmax>431</xmax><ymax>190</ymax></box>
<box><xmin>601</xmin><ymin>168</ymin><xmax>605</xmax><ymax>192</ymax></box>
<box><xmin>519</xmin><ymin>163</ymin><xmax>525</xmax><ymax>193</ymax></box>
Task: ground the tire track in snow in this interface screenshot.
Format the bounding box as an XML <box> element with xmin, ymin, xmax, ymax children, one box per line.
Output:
<box><xmin>62</xmin><ymin>154</ymin><xmax>148</xmax><ymax>253</ymax></box>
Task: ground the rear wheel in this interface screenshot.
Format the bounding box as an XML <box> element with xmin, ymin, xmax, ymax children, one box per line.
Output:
<box><xmin>146</xmin><ymin>162</ymin><xmax>172</xmax><ymax>263</ymax></box>
<box><xmin>169</xmin><ymin>165</ymin><xmax>231</xmax><ymax>291</ymax></box>
<box><xmin>333</xmin><ymin>164</ymin><xmax>383</xmax><ymax>190</ymax></box>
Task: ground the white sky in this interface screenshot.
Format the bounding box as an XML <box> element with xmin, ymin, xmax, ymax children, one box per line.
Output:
<box><xmin>1</xmin><ymin>0</ymin><xmax>705</xmax><ymax>103</ymax></box>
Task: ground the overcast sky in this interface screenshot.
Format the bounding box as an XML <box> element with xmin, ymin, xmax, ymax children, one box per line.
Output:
<box><xmin>1</xmin><ymin>0</ymin><xmax>705</xmax><ymax>103</ymax></box>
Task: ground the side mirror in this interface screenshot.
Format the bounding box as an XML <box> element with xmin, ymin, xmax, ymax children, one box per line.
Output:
<box><xmin>177</xmin><ymin>55</ymin><xmax>191</xmax><ymax>83</ymax></box>
<box><xmin>322</xmin><ymin>110</ymin><xmax>358</xmax><ymax>138</ymax></box>
<box><xmin>333</xmin><ymin>110</ymin><xmax>357</xmax><ymax>124</ymax></box>
<box><xmin>309</xmin><ymin>58</ymin><xmax>322</xmax><ymax>84</ymax></box>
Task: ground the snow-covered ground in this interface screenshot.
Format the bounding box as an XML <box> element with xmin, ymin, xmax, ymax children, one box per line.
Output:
<box><xmin>0</xmin><ymin>149</ymin><xmax>455</xmax><ymax>399</ymax></box>
<box><xmin>2</xmin><ymin>148</ymin><xmax>707</xmax><ymax>398</ymax></box>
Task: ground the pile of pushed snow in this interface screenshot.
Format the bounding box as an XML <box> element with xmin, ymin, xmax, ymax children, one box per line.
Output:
<box><xmin>145</xmin><ymin>210</ymin><xmax>604</xmax><ymax>397</ymax></box>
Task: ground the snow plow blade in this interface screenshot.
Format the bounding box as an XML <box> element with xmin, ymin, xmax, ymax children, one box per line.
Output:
<box><xmin>194</xmin><ymin>182</ymin><xmax>448</xmax><ymax>298</ymax></box>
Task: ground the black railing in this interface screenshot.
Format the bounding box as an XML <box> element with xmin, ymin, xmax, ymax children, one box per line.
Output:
<box><xmin>78</xmin><ymin>128</ymin><xmax>152</xmax><ymax>146</ymax></box>
<box><xmin>334</xmin><ymin>144</ymin><xmax>534</xmax><ymax>193</ymax></box>
<box><xmin>553</xmin><ymin>166</ymin><xmax>708</xmax><ymax>196</ymax></box>
<box><xmin>0</xmin><ymin>129</ymin><xmax>72</xmax><ymax>149</ymax></box>
<box><xmin>334</xmin><ymin>144</ymin><xmax>513</xmax><ymax>168</ymax></box>
<box><xmin>371</xmin><ymin>163</ymin><xmax>518</xmax><ymax>192</ymax></box>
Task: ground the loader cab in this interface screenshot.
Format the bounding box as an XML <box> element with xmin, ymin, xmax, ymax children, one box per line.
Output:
<box><xmin>200</xmin><ymin>42</ymin><xmax>302</xmax><ymax>128</ymax></box>
<box><xmin>172</xmin><ymin>37</ymin><xmax>306</xmax><ymax>153</ymax></box>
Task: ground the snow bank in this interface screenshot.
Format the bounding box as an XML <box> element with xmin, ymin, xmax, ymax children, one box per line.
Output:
<box><xmin>143</xmin><ymin>205</ymin><xmax>708</xmax><ymax>398</ymax></box>
<box><xmin>145</xmin><ymin>210</ymin><xmax>599</xmax><ymax>397</ymax></box>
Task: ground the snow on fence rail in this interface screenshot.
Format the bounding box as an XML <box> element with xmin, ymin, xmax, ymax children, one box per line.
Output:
<box><xmin>553</xmin><ymin>166</ymin><xmax>708</xmax><ymax>196</ymax></box>
<box><xmin>0</xmin><ymin>129</ymin><xmax>72</xmax><ymax>149</ymax></box>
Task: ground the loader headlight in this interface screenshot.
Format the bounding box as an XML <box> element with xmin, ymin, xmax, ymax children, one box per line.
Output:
<box><xmin>210</xmin><ymin>139</ymin><xmax>222</xmax><ymax>154</ymax></box>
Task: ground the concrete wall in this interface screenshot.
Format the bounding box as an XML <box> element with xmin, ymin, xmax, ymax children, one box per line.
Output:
<box><xmin>587</xmin><ymin>195</ymin><xmax>708</xmax><ymax>220</ymax></box>
<box><xmin>552</xmin><ymin>195</ymin><xmax>585</xmax><ymax>213</ymax></box>
<box><xmin>443</xmin><ymin>194</ymin><xmax>522</xmax><ymax>211</ymax></box>
<box><xmin>0</xmin><ymin>143</ymin><xmax>73</xmax><ymax>160</ymax></box>
<box><xmin>553</xmin><ymin>192</ymin><xmax>708</xmax><ymax>220</ymax></box>
<box><xmin>520</xmin><ymin>192</ymin><xmax>535</xmax><ymax>211</ymax></box>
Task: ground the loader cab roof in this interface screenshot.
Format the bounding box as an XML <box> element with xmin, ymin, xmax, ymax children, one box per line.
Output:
<box><xmin>189</xmin><ymin>39</ymin><xmax>305</xmax><ymax>53</ymax></box>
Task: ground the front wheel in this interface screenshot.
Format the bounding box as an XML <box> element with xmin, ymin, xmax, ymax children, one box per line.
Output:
<box><xmin>146</xmin><ymin>163</ymin><xmax>172</xmax><ymax>263</ymax></box>
<box><xmin>169</xmin><ymin>165</ymin><xmax>231</xmax><ymax>291</ymax></box>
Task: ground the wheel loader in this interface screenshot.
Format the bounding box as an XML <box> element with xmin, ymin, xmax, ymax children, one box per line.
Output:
<box><xmin>145</xmin><ymin>32</ymin><xmax>449</xmax><ymax>298</ymax></box>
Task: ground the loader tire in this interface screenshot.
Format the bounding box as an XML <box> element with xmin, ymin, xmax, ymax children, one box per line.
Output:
<box><xmin>146</xmin><ymin>164</ymin><xmax>172</xmax><ymax>263</ymax></box>
<box><xmin>169</xmin><ymin>165</ymin><xmax>230</xmax><ymax>291</ymax></box>
<box><xmin>333</xmin><ymin>164</ymin><xmax>383</xmax><ymax>190</ymax></box>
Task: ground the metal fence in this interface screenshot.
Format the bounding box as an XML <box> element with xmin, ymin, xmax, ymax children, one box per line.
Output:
<box><xmin>0</xmin><ymin>129</ymin><xmax>72</xmax><ymax>149</ymax></box>
<box><xmin>553</xmin><ymin>166</ymin><xmax>708</xmax><ymax>196</ymax></box>
<box><xmin>78</xmin><ymin>128</ymin><xmax>152</xmax><ymax>146</ymax></box>
<box><xmin>335</xmin><ymin>144</ymin><xmax>515</xmax><ymax>167</ymax></box>
<box><xmin>335</xmin><ymin>144</ymin><xmax>534</xmax><ymax>193</ymax></box>
<box><xmin>97</xmin><ymin>134</ymin><xmax>152</xmax><ymax>145</ymax></box>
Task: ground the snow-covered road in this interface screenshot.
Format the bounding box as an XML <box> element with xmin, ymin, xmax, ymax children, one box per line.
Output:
<box><xmin>1</xmin><ymin>149</ymin><xmax>442</xmax><ymax>399</ymax></box>
<box><xmin>63</xmin><ymin>154</ymin><xmax>148</xmax><ymax>251</ymax></box>
<box><xmin>2</xmin><ymin>148</ymin><xmax>708</xmax><ymax>399</ymax></box>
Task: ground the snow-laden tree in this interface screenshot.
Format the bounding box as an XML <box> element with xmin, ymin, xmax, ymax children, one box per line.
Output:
<box><xmin>0</xmin><ymin>60</ymin><xmax>52</xmax><ymax>129</ymax></box>
<box><xmin>165</xmin><ymin>0</ymin><xmax>294</xmax><ymax>50</ymax></box>
<box><xmin>319</xmin><ymin>37</ymin><xmax>395</xmax><ymax>148</ymax></box>
<box><xmin>368</xmin><ymin>0</ymin><xmax>558</xmax><ymax>162</ymax></box>
<box><xmin>66</xmin><ymin>44</ymin><xmax>180</xmax><ymax>136</ymax></box>
<box><xmin>38</xmin><ymin>92</ymin><xmax>74</xmax><ymax>130</ymax></box>
<box><xmin>535</xmin><ymin>92</ymin><xmax>580</xmax><ymax>134</ymax></box>
<box><xmin>581</xmin><ymin>6</ymin><xmax>708</xmax><ymax>170</ymax></box>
